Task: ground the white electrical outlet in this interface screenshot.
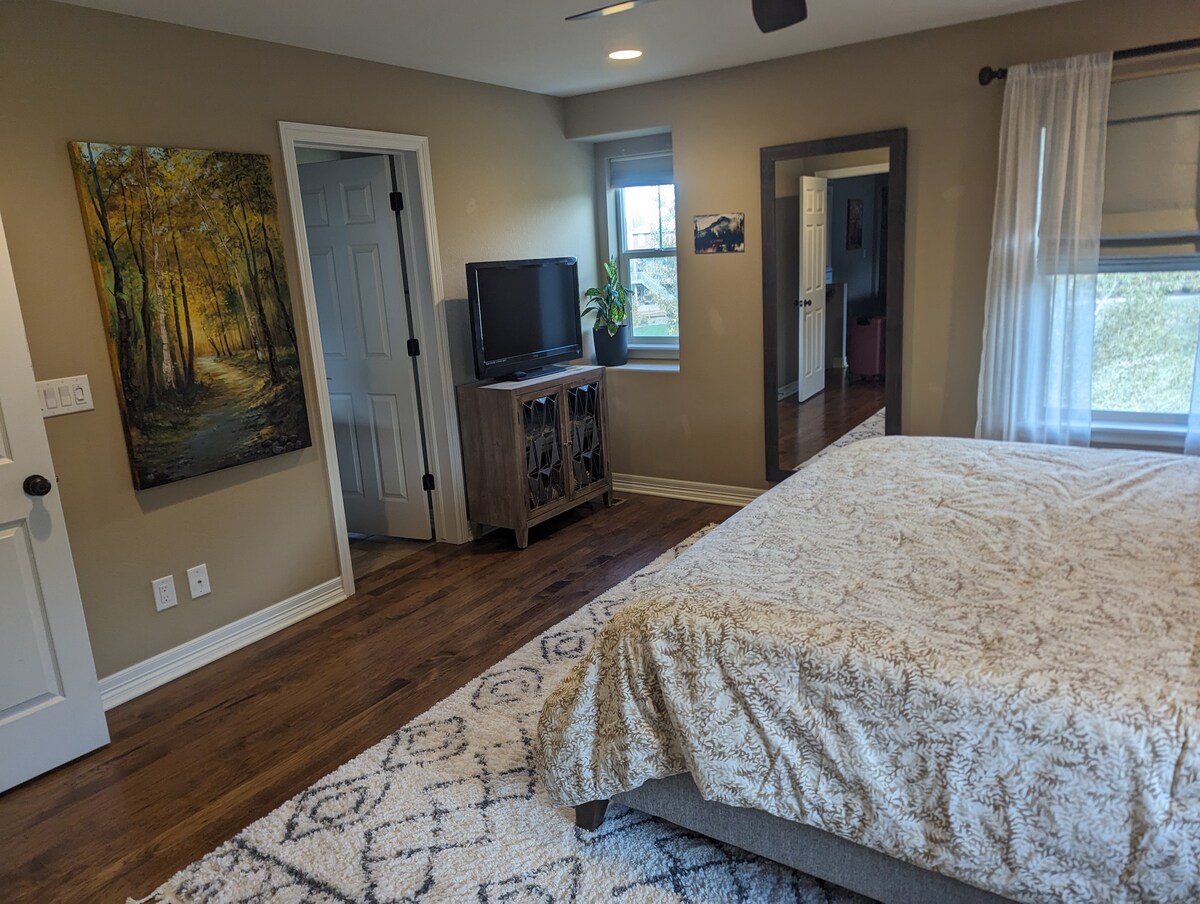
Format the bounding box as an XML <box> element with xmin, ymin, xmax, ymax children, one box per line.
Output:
<box><xmin>152</xmin><ymin>575</ymin><xmax>177</xmax><ymax>612</ymax></box>
<box><xmin>186</xmin><ymin>563</ymin><xmax>211</xmax><ymax>599</ymax></box>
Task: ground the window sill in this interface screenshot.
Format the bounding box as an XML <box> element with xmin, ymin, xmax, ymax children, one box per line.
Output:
<box><xmin>609</xmin><ymin>360</ymin><xmax>679</xmax><ymax>373</ymax></box>
<box><xmin>1091</xmin><ymin>413</ymin><xmax>1186</xmax><ymax>453</ymax></box>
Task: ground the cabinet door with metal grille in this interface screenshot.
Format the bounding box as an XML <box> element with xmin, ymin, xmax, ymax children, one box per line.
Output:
<box><xmin>520</xmin><ymin>390</ymin><xmax>566</xmax><ymax>511</ymax></box>
<box><xmin>566</xmin><ymin>379</ymin><xmax>607</xmax><ymax>495</ymax></box>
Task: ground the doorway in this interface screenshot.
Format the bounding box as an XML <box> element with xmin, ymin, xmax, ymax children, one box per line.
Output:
<box><xmin>761</xmin><ymin>130</ymin><xmax>907</xmax><ymax>480</ymax></box>
<box><xmin>775</xmin><ymin>157</ymin><xmax>891</xmax><ymax>469</ymax></box>
<box><xmin>296</xmin><ymin>149</ymin><xmax>432</xmax><ymax>543</ymax></box>
<box><xmin>278</xmin><ymin>123</ymin><xmax>470</xmax><ymax>594</ymax></box>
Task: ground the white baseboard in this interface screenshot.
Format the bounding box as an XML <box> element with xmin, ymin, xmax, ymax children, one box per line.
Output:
<box><xmin>613</xmin><ymin>473</ymin><xmax>764</xmax><ymax>507</ymax></box>
<box><xmin>777</xmin><ymin>380</ymin><xmax>798</xmax><ymax>400</ymax></box>
<box><xmin>98</xmin><ymin>577</ymin><xmax>348</xmax><ymax>710</ymax></box>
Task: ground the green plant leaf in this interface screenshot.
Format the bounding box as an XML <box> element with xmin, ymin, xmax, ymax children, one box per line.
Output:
<box><xmin>580</xmin><ymin>257</ymin><xmax>631</xmax><ymax>329</ymax></box>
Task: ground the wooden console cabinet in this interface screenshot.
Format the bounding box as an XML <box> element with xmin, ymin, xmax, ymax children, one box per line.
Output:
<box><xmin>457</xmin><ymin>365</ymin><xmax>612</xmax><ymax>548</ymax></box>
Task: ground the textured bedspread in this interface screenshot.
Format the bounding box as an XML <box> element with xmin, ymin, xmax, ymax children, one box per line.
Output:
<box><xmin>536</xmin><ymin>437</ymin><xmax>1200</xmax><ymax>903</ymax></box>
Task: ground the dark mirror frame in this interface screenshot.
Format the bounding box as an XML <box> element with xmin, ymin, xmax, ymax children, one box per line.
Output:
<box><xmin>761</xmin><ymin>128</ymin><xmax>908</xmax><ymax>483</ymax></box>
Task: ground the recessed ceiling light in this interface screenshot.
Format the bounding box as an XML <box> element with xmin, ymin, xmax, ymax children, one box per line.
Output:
<box><xmin>608</xmin><ymin>49</ymin><xmax>643</xmax><ymax>60</ymax></box>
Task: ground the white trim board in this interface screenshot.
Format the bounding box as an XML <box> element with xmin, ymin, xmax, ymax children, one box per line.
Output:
<box><xmin>613</xmin><ymin>473</ymin><xmax>763</xmax><ymax>507</ymax></box>
<box><xmin>814</xmin><ymin>163</ymin><xmax>890</xmax><ymax>179</ymax></box>
<box><xmin>99</xmin><ymin>578</ymin><xmax>346</xmax><ymax>710</ymax></box>
<box><xmin>777</xmin><ymin>380</ymin><xmax>798</xmax><ymax>400</ymax></box>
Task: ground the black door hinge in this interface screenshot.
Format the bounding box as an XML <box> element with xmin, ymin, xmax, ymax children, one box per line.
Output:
<box><xmin>407</xmin><ymin>337</ymin><xmax>420</xmax><ymax>357</ymax></box>
<box><xmin>422</xmin><ymin>473</ymin><xmax>435</xmax><ymax>492</ymax></box>
<box><xmin>390</xmin><ymin>191</ymin><xmax>404</xmax><ymax>212</ymax></box>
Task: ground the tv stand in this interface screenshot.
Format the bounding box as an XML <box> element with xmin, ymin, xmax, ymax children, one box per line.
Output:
<box><xmin>494</xmin><ymin>363</ymin><xmax>567</xmax><ymax>383</ymax></box>
<box><xmin>457</xmin><ymin>365</ymin><xmax>612</xmax><ymax>548</ymax></box>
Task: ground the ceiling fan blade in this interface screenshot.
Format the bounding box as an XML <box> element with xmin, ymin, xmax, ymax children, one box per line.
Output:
<box><xmin>752</xmin><ymin>0</ymin><xmax>808</xmax><ymax>33</ymax></box>
<box><xmin>566</xmin><ymin>0</ymin><xmax>659</xmax><ymax>22</ymax></box>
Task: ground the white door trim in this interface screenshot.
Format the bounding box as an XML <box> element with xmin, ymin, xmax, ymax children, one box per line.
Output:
<box><xmin>812</xmin><ymin>163</ymin><xmax>890</xmax><ymax>179</ymax></box>
<box><xmin>277</xmin><ymin>122</ymin><xmax>471</xmax><ymax>597</ymax></box>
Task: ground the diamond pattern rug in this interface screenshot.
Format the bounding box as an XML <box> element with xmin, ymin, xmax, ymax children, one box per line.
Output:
<box><xmin>135</xmin><ymin>519</ymin><xmax>879</xmax><ymax>903</ymax></box>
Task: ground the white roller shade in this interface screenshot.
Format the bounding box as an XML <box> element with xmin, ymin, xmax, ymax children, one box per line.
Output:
<box><xmin>1102</xmin><ymin>69</ymin><xmax>1200</xmax><ymax>255</ymax></box>
<box><xmin>609</xmin><ymin>153</ymin><xmax>673</xmax><ymax>188</ymax></box>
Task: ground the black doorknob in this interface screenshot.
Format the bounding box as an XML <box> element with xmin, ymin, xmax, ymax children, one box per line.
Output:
<box><xmin>23</xmin><ymin>474</ymin><xmax>53</xmax><ymax>497</ymax></box>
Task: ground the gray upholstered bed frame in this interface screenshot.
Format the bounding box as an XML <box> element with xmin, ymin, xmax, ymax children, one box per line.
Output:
<box><xmin>577</xmin><ymin>773</ymin><xmax>1016</xmax><ymax>904</ymax></box>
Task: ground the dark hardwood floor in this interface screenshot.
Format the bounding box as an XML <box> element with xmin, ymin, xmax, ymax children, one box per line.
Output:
<box><xmin>778</xmin><ymin>369</ymin><xmax>886</xmax><ymax>470</ymax></box>
<box><xmin>0</xmin><ymin>495</ymin><xmax>735</xmax><ymax>904</ymax></box>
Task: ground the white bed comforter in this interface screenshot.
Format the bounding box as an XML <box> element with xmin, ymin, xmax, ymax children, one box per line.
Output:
<box><xmin>536</xmin><ymin>437</ymin><xmax>1200</xmax><ymax>903</ymax></box>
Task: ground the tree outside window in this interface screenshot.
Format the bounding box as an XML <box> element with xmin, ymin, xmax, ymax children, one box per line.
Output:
<box><xmin>1093</xmin><ymin>269</ymin><xmax>1200</xmax><ymax>414</ymax></box>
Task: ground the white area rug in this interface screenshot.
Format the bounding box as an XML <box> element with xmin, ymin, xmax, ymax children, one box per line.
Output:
<box><xmin>135</xmin><ymin>530</ymin><xmax>872</xmax><ymax>904</ymax></box>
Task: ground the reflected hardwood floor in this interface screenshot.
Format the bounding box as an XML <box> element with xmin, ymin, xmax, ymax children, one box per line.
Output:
<box><xmin>349</xmin><ymin>533</ymin><xmax>434</xmax><ymax>580</ymax></box>
<box><xmin>779</xmin><ymin>369</ymin><xmax>886</xmax><ymax>470</ymax></box>
<box><xmin>0</xmin><ymin>495</ymin><xmax>736</xmax><ymax>904</ymax></box>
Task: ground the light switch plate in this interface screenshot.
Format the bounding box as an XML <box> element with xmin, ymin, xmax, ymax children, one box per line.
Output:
<box><xmin>37</xmin><ymin>374</ymin><xmax>94</xmax><ymax>418</ymax></box>
<box><xmin>186</xmin><ymin>564</ymin><xmax>211</xmax><ymax>599</ymax></box>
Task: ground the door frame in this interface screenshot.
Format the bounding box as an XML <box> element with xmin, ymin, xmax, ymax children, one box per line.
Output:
<box><xmin>760</xmin><ymin>128</ymin><xmax>907</xmax><ymax>483</ymax></box>
<box><xmin>278</xmin><ymin>122</ymin><xmax>471</xmax><ymax>593</ymax></box>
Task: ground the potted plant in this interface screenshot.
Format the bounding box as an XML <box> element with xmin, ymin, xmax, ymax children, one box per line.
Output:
<box><xmin>582</xmin><ymin>258</ymin><xmax>631</xmax><ymax>367</ymax></box>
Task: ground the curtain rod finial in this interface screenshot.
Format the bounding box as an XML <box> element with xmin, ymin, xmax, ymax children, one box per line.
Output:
<box><xmin>979</xmin><ymin>66</ymin><xmax>1008</xmax><ymax>86</ymax></box>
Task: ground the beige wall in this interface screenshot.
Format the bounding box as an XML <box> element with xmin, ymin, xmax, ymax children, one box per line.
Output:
<box><xmin>0</xmin><ymin>0</ymin><xmax>596</xmax><ymax>677</ymax></box>
<box><xmin>565</xmin><ymin>0</ymin><xmax>1200</xmax><ymax>489</ymax></box>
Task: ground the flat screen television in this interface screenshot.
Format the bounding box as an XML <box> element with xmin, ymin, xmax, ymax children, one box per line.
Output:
<box><xmin>466</xmin><ymin>257</ymin><xmax>582</xmax><ymax>381</ymax></box>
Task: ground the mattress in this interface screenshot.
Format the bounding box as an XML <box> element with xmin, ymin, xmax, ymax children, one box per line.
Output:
<box><xmin>535</xmin><ymin>436</ymin><xmax>1200</xmax><ymax>903</ymax></box>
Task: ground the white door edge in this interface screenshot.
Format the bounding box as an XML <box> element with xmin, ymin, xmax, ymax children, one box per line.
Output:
<box><xmin>0</xmin><ymin>207</ymin><xmax>109</xmax><ymax>790</ymax></box>
<box><xmin>277</xmin><ymin>122</ymin><xmax>472</xmax><ymax>599</ymax></box>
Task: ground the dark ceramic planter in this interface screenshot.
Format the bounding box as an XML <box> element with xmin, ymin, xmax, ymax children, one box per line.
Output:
<box><xmin>593</xmin><ymin>324</ymin><xmax>629</xmax><ymax>366</ymax></box>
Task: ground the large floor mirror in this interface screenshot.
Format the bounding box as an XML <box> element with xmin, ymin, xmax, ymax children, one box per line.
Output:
<box><xmin>761</xmin><ymin>129</ymin><xmax>907</xmax><ymax>482</ymax></box>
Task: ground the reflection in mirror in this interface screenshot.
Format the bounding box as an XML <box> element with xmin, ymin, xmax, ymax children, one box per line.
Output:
<box><xmin>761</xmin><ymin>131</ymin><xmax>906</xmax><ymax>482</ymax></box>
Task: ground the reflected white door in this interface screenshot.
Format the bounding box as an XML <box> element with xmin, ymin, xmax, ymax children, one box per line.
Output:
<box><xmin>299</xmin><ymin>156</ymin><xmax>432</xmax><ymax>540</ymax></box>
<box><xmin>798</xmin><ymin>176</ymin><xmax>828</xmax><ymax>402</ymax></box>
<box><xmin>0</xmin><ymin>210</ymin><xmax>108</xmax><ymax>792</ymax></box>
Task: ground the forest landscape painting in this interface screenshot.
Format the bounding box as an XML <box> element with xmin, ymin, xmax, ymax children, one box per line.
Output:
<box><xmin>69</xmin><ymin>142</ymin><xmax>311</xmax><ymax>489</ymax></box>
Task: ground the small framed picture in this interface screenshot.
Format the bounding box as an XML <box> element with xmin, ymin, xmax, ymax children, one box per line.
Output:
<box><xmin>693</xmin><ymin>213</ymin><xmax>745</xmax><ymax>254</ymax></box>
<box><xmin>846</xmin><ymin>199</ymin><xmax>864</xmax><ymax>250</ymax></box>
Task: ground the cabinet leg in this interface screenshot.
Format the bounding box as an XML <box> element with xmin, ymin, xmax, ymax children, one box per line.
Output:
<box><xmin>516</xmin><ymin>526</ymin><xmax>529</xmax><ymax>549</ymax></box>
<box><xmin>603</xmin><ymin>490</ymin><xmax>614</xmax><ymax>507</ymax></box>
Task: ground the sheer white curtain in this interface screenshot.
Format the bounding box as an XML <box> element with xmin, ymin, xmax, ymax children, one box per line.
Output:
<box><xmin>977</xmin><ymin>52</ymin><xmax>1113</xmax><ymax>445</ymax></box>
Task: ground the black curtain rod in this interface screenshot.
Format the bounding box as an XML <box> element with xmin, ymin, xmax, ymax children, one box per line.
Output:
<box><xmin>978</xmin><ymin>36</ymin><xmax>1200</xmax><ymax>86</ymax></box>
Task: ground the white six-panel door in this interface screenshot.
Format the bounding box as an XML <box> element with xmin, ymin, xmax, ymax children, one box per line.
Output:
<box><xmin>0</xmin><ymin>210</ymin><xmax>109</xmax><ymax>792</ymax></box>
<box><xmin>798</xmin><ymin>176</ymin><xmax>828</xmax><ymax>402</ymax></box>
<box><xmin>299</xmin><ymin>156</ymin><xmax>432</xmax><ymax>540</ymax></box>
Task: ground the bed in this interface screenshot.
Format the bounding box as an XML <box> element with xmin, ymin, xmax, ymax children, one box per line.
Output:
<box><xmin>535</xmin><ymin>436</ymin><xmax>1200</xmax><ymax>903</ymax></box>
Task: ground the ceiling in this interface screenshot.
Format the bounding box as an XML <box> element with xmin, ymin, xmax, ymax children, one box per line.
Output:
<box><xmin>61</xmin><ymin>0</ymin><xmax>1080</xmax><ymax>97</ymax></box>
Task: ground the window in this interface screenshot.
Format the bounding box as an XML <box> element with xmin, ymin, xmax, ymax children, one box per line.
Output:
<box><xmin>1091</xmin><ymin>68</ymin><xmax>1200</xmax><ymax>451</ymax></box>
<box><xmin>617</xmin><ymin>183</ymin><xmax>678</xmax><ymax>344</ymax></box>
<box><xmin>597</xmin><ymin>139</ymin><xmax>678</xmax><ymax>358</ymax></box>
<box><xmin>1094</xmin><ymin>264</ymin><xmax>1200</xmax><ymax>415</ymax></box>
